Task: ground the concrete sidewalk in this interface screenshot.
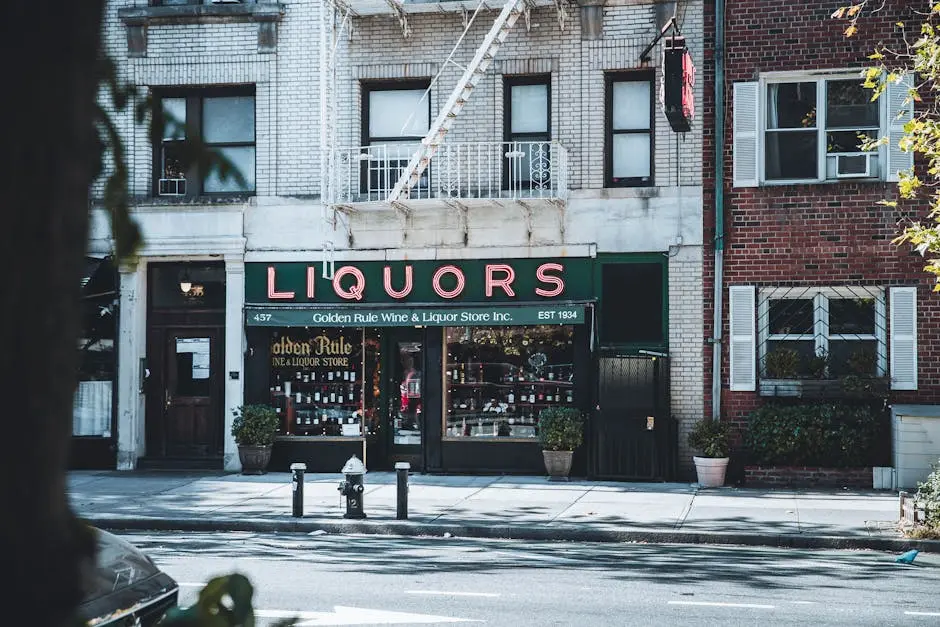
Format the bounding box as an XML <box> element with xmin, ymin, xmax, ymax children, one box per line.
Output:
<box><xmin>68</xmin><ymin>470</ymin><xmax>939</xmax><ymax>552</ymax></box>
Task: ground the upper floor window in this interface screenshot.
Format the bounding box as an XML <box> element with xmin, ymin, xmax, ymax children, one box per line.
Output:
<box><xmin>732</xmin><ymin>72</ymin><xmax>914</xmax><ymax>187</ymax></box>
<box><xmin>361</xmin><ymin>80</ymin><xmax>430</xmax><ymax>197</ymax></box>
<box><xmin>605</xmin><ymin>72</ymin><xmax>654</xmax><ymax>187</ymax></box>
<box><xmin>153</xmin><ymin>86</ymin><xmax>256</xmax><ymax>198</ymax></box>
<box><xmin>504</xmin><ymin>75</ymin><xmax>551</xmax><ymax>189</ymax></box>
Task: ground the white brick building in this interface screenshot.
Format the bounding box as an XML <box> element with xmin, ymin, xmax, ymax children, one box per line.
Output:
<box><xmin>91</xmin><ymin>0</ymin><xmax>704</xmax><ymax>478</ymax></box>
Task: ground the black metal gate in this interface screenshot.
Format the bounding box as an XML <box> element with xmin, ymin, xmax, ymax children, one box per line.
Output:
<box><xmin>590</xmin><ymin>355</ymin><xmax>676</xmax><ymax>480</ymax></box>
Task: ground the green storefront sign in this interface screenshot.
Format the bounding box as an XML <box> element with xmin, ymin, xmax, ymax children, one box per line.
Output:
<box><xmin>246</xmin><ymin>304</ymin><xmax>586</xmax><ymax>327</ymax></box>
<box><xmin>245</xmin><ymin>258</ymin><xmax>594</xmax><ymax>327</ymax></box>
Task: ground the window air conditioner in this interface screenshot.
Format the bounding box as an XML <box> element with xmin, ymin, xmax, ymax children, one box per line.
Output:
<box><xmin>159</xmin><ymin>178</ymin><xmax>187</xmax><ymax>196</ymax></box>
<box><xmin>834</xmin><ymin>152</ymin><xmax>871</xmax><ymax>179</ymax></box>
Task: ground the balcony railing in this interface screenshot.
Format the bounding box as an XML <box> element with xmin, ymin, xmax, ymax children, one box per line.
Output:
<box><xmin>331</xmin><ymin>141</ymin><xmax>568</xmax><ymax>206</ymax></box>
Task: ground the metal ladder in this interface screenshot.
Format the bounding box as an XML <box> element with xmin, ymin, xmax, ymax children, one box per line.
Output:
<box><xmin>387</xmin><ymin>0</ymin><xmax>526</xmax><ymax>202</ymax></box>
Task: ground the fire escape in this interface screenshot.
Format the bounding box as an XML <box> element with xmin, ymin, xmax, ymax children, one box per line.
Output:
<box><xmin>319</xmin><ymin>0</ymin><xmax>570</xmax><ymax>253</ymax></box>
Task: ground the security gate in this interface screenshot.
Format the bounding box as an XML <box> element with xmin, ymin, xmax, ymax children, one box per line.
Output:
<box><xmin>590</xmin><ymin>355</ymin><xmax>676</xmax><ymax>480</ymax></box>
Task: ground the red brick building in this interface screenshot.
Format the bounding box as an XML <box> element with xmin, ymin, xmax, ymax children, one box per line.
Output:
<box><xmin>704</xmin><ymin>0</ymin><xmax>940</xmax><ymax>487</ymax></box>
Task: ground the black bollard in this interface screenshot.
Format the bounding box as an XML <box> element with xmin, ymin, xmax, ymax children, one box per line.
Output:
<box><xmin>291</xmin><ymin>462</ymin><xmax>306</xmax><ymax>518</ymax></box>
<box><xmin>395</xmin><ymin>461</ymin><xmax>410</xmax><ymax>520</ymax></box>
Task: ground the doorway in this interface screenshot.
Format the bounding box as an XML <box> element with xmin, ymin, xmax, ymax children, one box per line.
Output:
<box><xmin>381</xmin><ymin>328</ymin><xmax>425</xmax><ymax>470</ymax></box>
<box><xmin>143</xmin><ymin>262</ymin><xmax>226</xmax><ymax>468</ymax></box>
<box><xmin>163</xmin><ymin>329</ymin><xmax>222</xmax><ymax>457</ymax></box>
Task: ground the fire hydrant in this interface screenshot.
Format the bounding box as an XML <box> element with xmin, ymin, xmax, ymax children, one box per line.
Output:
<box><xmin>337</xmin><ymin>455</ymin><xmax>367</xmax><ymax>519</ymax></box>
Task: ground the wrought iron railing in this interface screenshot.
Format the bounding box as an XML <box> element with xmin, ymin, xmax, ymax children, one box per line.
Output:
<box><xmin>331</xmin><ymin>141</ymin><xmax>568</xmax><ymax>205</ymax></box>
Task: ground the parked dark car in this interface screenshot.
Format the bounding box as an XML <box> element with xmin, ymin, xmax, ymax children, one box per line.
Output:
<box><xmin>78</xmin><ymin>527</ymin><xmax>179</xmax><ymax>626</ymax></box>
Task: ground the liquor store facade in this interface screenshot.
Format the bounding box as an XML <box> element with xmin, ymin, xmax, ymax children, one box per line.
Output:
<box><xmin>243</xmin><ymin>254</ymin><xmax>679</xmax><ymax>478</ymax></box>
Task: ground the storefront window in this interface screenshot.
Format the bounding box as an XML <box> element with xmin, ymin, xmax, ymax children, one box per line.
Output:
<box><xmin>444</xmin><ymin>325</ymin><xmax>575</xmax><ymax>440</ymax></box>
<box><xmin>268</xmin><ymin>328</ymin><xmax>376</xmax><ymax>438</ymax></box>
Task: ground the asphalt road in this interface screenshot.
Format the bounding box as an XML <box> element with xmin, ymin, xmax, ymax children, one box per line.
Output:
<box><xmin>119</xmin><ymin>530</ymin><xmax>940</xmax><ymax>626</ymax></box>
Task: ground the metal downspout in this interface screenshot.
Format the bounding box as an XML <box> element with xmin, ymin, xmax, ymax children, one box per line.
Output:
<box><xmin>711</xmin><ymin>0</ymin><xmax>725</xmax><ymax>421</ymax></box>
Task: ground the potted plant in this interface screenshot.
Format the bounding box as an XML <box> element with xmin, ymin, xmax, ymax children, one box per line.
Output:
<box><xmin>231</xmin><ymin>404</ymin><xmax>280</xmax><ymax>475</ymax></box>
<box><xmin>688</xmin><ymin>418</ymin><xmax>731</xmax><ymax>488</ymax></box>
<box><xmin>537</xmin><ymin>407</ymin><xmax>584</xmax><ymax>481</ymax></box>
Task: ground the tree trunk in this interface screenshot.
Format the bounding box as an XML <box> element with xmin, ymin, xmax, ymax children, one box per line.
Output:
<box><xmin>0</xmin><ymin>2</ymin><xmax>105</xmax><ymax>625</ymax></box>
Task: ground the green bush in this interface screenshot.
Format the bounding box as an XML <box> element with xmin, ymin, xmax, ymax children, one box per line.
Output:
<box><xmin>687</xmin><ymin>419</ymin><xmax>731</xmax><ymax>458</ymax></box>
<box><xmin>916</xmin><ymin>459</ymin><xmax>940</xmax><ymax>529</ymax></box>
<box><xmin>231</xmin><ymin>404</ymin><xmax>280</xmax><ymax>446</ymax></box>
<box><xmin>537</xmin><ymin>407</ymin><xmax>584</xmax><ymax>451</ymax></box>
<box><xmin>743</xmin><ymin>403</ymin><xmax>882</xmax><ymax>467</ymax></box>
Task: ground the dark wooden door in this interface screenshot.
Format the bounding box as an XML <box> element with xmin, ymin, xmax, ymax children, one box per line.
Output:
<box><xmin>163</xmin><ymin>329</ymin><xmax>221</xmax><ymax>457</ymax></box>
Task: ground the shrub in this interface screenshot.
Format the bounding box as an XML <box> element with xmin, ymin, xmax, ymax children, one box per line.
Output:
<box><xmin>537</xmin><ymin>407</ymin><xmax>584</xmax><ymax>451</ymax></box>
<box><xmin>231</xmin><ymin>404</ymin><xmax>280</xmax><ymax>446</ymax></box>
<box><xmin>743</xmin><ymin>403</ymin><xmax>882</xmax><ymax>467</ymax></box>
<box><xmin>687</xmin><ymin>419</ymin><xmax>731</xmax><ymax>458</ymax></box>
<box><xmin>916</xmin><ymin>459</ymin><xmax>940</xmax><ymax>529</ymax></box>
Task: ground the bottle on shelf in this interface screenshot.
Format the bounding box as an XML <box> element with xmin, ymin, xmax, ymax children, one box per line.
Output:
<box><xmin>460</xmin><ymin>364</ymin><xmax>466</xmax><ymax>384</ymax></box>
<box><xmin>566</xmin><ymin>388</ymin><xmax>574</xmax><ymax>403</ymax></box>
<box><xmin>314</xmin><ymin>388</ymin><xmax>321</xmax><ymax>402</ymax></box>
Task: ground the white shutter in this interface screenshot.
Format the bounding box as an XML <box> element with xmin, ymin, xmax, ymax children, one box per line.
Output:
<box><xmin>890</xmin><ymin>286</ymin><xmax>918</xmax><ymax>390</ymax></box>
<box><xmin>729</xmin><ymin>285</ymin><xmax>757</xmax><ymax>391</ymax></box>
<box><xmin>732</xmin><ymin>82</ymin><xmax>760</xmax><ymax>187</ymax></box>
<box><xmin>885</xmin><ymin>74</ymin><xmax>915</xmax><ymax>183</ymax></box>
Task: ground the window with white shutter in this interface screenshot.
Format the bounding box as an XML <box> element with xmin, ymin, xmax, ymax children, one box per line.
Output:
<box><xmin>729</xmin><ymin>285</ymin><xmax>756</xmax><ymax>391</ymax></box>
<box><xmin>732</xmin><ymin>82</ymin><xmax>759</xmax><ymax>187</ymax></box>
<box><xmin>890</xmin><ymin>286</ymin><xmax>918</xmax><ymax>390</ymax></box>
<box><xmin>885</xmin><ymin>74</ymin><xmax>915</xmax><ymax>183</ymax></box>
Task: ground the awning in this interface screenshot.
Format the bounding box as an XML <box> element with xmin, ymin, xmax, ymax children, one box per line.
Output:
<box><xmin>245</xmin><ymin>302</ymin><xmax>591</xmax><ymax>327</ymax></box>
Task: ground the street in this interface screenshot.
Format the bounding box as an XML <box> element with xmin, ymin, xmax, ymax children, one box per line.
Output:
<box><xmin>119</xmin><ymin>531</ymin><xmax>940</xmax><ymax>626</ymax></box>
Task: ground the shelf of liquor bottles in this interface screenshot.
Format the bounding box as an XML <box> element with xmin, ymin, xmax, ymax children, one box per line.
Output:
<box><xmin>444</xmin><ymin>361</ymin><xmax>575</xmax><ymax>440</ymax></box>
<box><xmin>270</xmin><ymin>367</ymin><xmax>365</xmax><ymax>438</ymax></box>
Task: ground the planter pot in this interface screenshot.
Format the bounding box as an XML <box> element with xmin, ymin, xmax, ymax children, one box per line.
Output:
<box><xmin>238</xmin><ymin>444</ymin><xmax>273</xmax><ymax>475</ymax></box>
<box><xmin>693</xmin><ymin>456</ymin><xmax>729</xmax><ymax>488</ymax></box>
<box><xmin>543</xmin><ymin>450</ymin><xmax>574</xmax><ymax>481</ymax></box>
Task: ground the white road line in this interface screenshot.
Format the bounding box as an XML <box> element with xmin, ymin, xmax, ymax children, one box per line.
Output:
<box><xmin>177</xmin><ymin>582</ymin><xmax>207</xmax><ymax>588</ymax></box>
<box><xmin>405</xmin><ymin>590</ymin><xmax>500</xmax><ymax>598</ymax></box>
<box><xmin>791</xmin><ymin>601</ymin><xmax>817</xmax><ymax>605</ymax></box>
<box><xmin>668</xmin><ymin>601</ymin><xmax>775</xmax><ymax>610</ymax></box>
<box><xmin>906</xmin><ymin>611</ymin><xmax>940</xmax><ymax>617</ymax></box>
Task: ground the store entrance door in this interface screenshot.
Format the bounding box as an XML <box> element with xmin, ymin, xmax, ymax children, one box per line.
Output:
<box><xmin>384</xmin><ymin>328</ymin><xmax>425</xmax><ymax>471</ymax></box>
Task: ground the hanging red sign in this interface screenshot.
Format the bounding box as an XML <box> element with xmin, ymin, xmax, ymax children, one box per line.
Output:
<box><xmin>661</xmin><ymin>35</ymin><xmax>695</xmax><ymax>133</ymax></box>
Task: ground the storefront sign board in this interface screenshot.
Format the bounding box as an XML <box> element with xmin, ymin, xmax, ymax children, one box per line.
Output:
<box><xmin>246</xmin><ymin>304</ymin><xmax>586</xmax><ymax>327</ymax></box>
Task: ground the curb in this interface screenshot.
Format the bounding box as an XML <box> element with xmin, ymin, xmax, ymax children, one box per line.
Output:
<box><xmin>81</xmin><ymin>514</ymin><xmax>940</xmax><ymax>553</ymax></box>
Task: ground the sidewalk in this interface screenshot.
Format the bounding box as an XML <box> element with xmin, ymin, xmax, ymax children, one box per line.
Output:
<box><xmin>68</xmin><ymin>470</ymin><xmax>939</xmax><ymax>552</ymax></box>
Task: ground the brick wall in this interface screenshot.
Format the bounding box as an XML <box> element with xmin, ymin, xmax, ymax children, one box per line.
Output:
<box><xmin>703</xmin><ymin>0</ymin><xmax>940</xmax><ymax>440</ymax></box>
<box><xmin>744</xmin><ymin>466</ymin><xmax>873</xmax><ymax>489</ymax></box>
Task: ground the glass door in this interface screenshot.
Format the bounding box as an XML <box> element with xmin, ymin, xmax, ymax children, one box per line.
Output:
<box><xmin>386</xmin><ymin>328</ymin><xmax>425</xmax><ymax>467</ymax></box>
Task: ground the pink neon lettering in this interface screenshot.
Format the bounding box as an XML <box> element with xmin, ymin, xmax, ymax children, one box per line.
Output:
<box><xmin>267</xmin><ymin>266</ymin><xmax>295</xmax><ymax>300</ymax></box>
<box><xmin>383</xmin><ymin>265</ymin><xmax>414</xmax><ymax>299</ymax></box>
<box><xmin>307</xmin><ymin>266</ymin><xmax>316</xmax><ymax>299</ymax></box>
<box><xmin>485</xmin><ymin>264</ymin><xmax>516</xmax><ymax>297</ymax></box>
<box><xmin>432</xmin><ymin>265</ymin><xmax>466</xmax><ymax>299</ymax></box>
<box><xmin>535</xmin><ymin>263</ymin><xmax>565</xmax><ymax>297</ymax></box>
<box><xmin>332</xmin><ymin>266</ymin><xmax>365</xmax><ymax>301</ymax></box>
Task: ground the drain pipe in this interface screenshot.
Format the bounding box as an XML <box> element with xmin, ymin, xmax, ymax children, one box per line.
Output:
<box><xmin>711</xmin><ymin>0</ymin><xmax>725</xmax><ymax>422</ymax></box>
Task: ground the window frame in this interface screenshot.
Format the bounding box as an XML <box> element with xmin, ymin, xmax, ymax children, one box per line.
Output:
<box><xmin>604</xmin><ymin>71</ymin><xmax>655</xmax><ymax>188</ymax></box>
<box><xmin>759</xmin><ymin>71</ymin><xmax>887</xmax><ymax>185</ymax></box>
<box><xmin>503</xmin><ymin>74</ymin><xmax>552</xmax><ymax>187</ymax></box>
<box><xmin>757</xmin><ymin>286</ymin><xmax>887</xmax><ymax>378</ymax></box>
<box><xmin>151</xmin><ymin>85</ymin><xmax>257</xmax><ymax>199</ymax></box>
<box><xmin>360</xmin><ymin>79</ymin><xmax>432</xmax><ymax>196</ymax></box>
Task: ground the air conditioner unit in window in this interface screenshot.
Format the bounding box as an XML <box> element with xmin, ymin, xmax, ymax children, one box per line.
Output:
<box><xmin>159</xmin><ymin>178</ymin><xmax>187</xmax><ymax>196</ymax></box>
<box><xmin>834</xmin><ymin>152</ymin><xmax>872</xmax><ymax>179</ymax></box>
